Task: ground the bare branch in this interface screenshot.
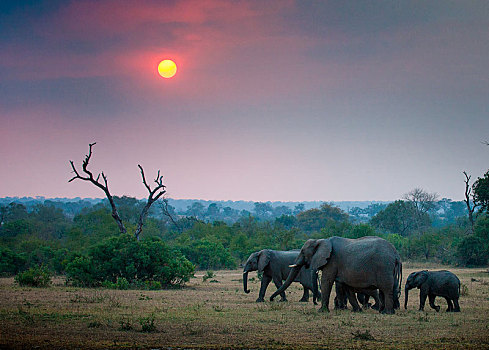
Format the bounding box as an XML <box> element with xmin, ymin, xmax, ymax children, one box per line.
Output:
<box><xmin>68</xmin><ymin>143</ymin><xmax>126</xmax><ymax>234</ymax></box>
<box><xmin>463</xmin><ymin>171</ymin><xmax>478</xmax><ymax>231</ymax></box>
<box><xmin>135</xmin><ymin>164</ymin><xmax>167</xmax><ymax>240</ymax></box>
<box><xmin>160</xmin><ymin>198</ymin><xmax>182</xmax><ymax>233</ymax></box>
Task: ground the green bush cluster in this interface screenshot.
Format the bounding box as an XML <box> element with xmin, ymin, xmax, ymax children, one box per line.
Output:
<box><xmin>65</xmin><ymin>234</ymin><xmax>194</xmax><ymax>287</ymax></box>
<box><xmin>14</xmin><ymin>265</ymin><xmax>52</xmax><ymax>287</ymax></box>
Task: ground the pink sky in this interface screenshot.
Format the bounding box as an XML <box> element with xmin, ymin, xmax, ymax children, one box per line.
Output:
<box><xmin>1</xmin><ymin>1</ymin><xmax>488</xmax><ymax>201</ymax></box>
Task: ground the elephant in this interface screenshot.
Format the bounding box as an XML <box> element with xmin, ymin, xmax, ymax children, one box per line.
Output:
<box><xmin>404</xmin><ymin>270</ymin><xmax>461</xmax><ymax>312</ymax></box>
<box><xmin>243</xmin><ymin>249</ymin><xmax>319</xmax><ymax>303</ymax></box>
<box><xmin>334</xmin><ymin>282</ymin><xmax>381</xmax><ymax>311</ymax></box>
<box><xmin>270</xmin><ymin>236</ymin><xmax>402</xmax><ymax>314</ymax></box>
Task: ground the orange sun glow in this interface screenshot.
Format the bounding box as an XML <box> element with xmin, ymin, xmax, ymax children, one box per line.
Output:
<box><xmin>158</xmin><ymin>59</ymin><xmax>177</xmax><ymax>78</ymax></box>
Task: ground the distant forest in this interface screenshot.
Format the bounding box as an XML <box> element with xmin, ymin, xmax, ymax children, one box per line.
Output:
<box><xmin>2</xmin><ymin>186</ymin><xmax>488</xmax><ymax>284</ymax></box>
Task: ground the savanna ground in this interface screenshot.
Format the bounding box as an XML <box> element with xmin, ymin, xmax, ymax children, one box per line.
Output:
<box><xmin>1</xmin><ymin>263</ymin><xmax>488</xmax><ymax>349</ymax></box>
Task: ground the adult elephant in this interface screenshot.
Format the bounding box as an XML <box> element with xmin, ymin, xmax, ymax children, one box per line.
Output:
<box><xmin>270</xmin><ymin>236</ymin><xmax>402</xmax><ymax>314</ymax></box>
<box><xmin>243</xmin><ymin>249</ymin><xmax>319</xmax><ymax>303</ymax></box>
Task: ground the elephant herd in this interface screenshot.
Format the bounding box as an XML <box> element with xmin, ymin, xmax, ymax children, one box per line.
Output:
<box><xmin>242</xmin><ymin>236</ymin><xmax>461</xmax><ymax>314</ymax></box>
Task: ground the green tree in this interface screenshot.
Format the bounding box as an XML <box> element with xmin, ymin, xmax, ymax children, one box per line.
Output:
<box><xmin>297</xmin><ymin>203</ymin><xmax>349</xmax><ymax>233</ymax></box>
<box><xmin>370</xmin><ymin>200</ymin><xmax>430</xmax><ymax>236</ymax></box>
<box><xmin>473</xmin><ymin>170</ymin><xmax>489</xmax><ymax>213</ymax></box>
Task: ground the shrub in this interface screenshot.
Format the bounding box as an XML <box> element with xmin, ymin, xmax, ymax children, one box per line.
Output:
<box><xmin>176</xmin><ymin>238</ymin><xmax>237</xmax><ymax>270</ymax></box>
<box><xmin>66</xmin><ymin>234</ymin><xmax>194</xmax><ymax>288</ymax></box>
<box><xmin>0</xmin><ymin>247</ymin><xmax>26</xmax><ymax>276</ymax></box>
<box><xmin>14</xmin><ymin>265</ymin><xmax>52</xmax><ymax>287</ymax></box>
<box><xmin>457</xmin><ymin>235</ymin><xmax>488</xmax><ymax>266</ymax></box>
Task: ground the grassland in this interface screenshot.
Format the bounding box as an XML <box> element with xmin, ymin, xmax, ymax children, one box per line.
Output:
<box><xmin>1</xmin><ymin>263</ymin><xmax>488</xmax><ymax>349</ymax></box>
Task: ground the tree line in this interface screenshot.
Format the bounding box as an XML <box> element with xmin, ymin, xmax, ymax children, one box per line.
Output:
<box><xmin>0</xmin><ymin>143</ymin><xmax>487</xmax><ymax>289</ymax></box>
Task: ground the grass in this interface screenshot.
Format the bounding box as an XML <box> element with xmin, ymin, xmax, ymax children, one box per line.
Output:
<box><xmin>0</xmin><ymin>265</ymin><xmax>488</xmax><ymax>349</ymax></box>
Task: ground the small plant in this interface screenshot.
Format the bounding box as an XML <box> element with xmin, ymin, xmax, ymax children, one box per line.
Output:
<box><xmin>213</xmin><ymin>305</ymin><xmax>225</xmax><ymax>312</ymax></box>
<box><xmin>202</xmin><ymin>271</ymin><xmax>216</xmax><ymax>282</ymax></box>
<box><xmin>138</xmin><ymin>294</ymin><xmax>152</xmax><ymax>300</ymax></box>
<box><xmin>460</xmin><ymin>283</ymin><xmax>469</xmax><ymax>296</ymax></box>
<box><xmin>15</xmin><ymin>265</ymin><xmax>52</xmax><ymax>287</ymax></box>
<box><xmin>87</xmin><ymin>320</ymin><xmax>103</xmax><ymax>328</ymax></box>
<box><xmin>115</xmin><ymin>277</ymin><xmax>129</xmax><ymax>290</ymax></box>
<box><xmin>139</xmin><ymin>315</ymin><xmax>156</xmax><ymax>332</ymax></box>
<box><xmin>352</xmin><ymin>330</ymin><xmax>375</xmax><ymax>341</ymax></box>
<box><xmin>17</xmin><ymin>306</ymin><xmax>34</xmax><ymax>324</ymax></box>
<box><xmin>145</xmin><ymin>280</ymin><xmax>162</xmax><ymax>290</ymax></box>
<box><xmin>417</xmin><ymin>313</ymin><xmax>430</xmax><ymax>322</ymax></box>
<box><xmin>118</xmin><ymin>319</ymin><xmax>133</xmax><ymax>331</ymax></box>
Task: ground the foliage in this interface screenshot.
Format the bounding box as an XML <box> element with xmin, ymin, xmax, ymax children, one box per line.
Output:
<box><xmin>370</xmin><ymin>200</ymin><xmax>431</xmax><ymax>236</ymax></box>
<box><xmin>14</xmin><ymin>265</ymin><xmax>52</xmax><ymax>287</ymax></box>
<box><xmin>473</xmin><ymin>170</ymin><xmax>489</xmax><ymax>213</ymax></box>
<box><xmin>66</xmin><ymin>234</ymin><xmax>194</xmax><ymax>287</ymax></box>
<box><xmin>0</xmin><ymin>247</ymin><xmax>26</xmax><ymax>276</ymax></box>
<box><xmin>297</xmin><ymin>203</ymin><xmax>349</xmax><ymax>233</ymax></box>
<box><xmin>175</xmin><ymin>237</ymin><xmax>236</xmax><ymax>270</ymax></box>
<box><xmin>457</xmin><ymin>214</ymin><xmax>489</xmax><ymax>266</ymax></box>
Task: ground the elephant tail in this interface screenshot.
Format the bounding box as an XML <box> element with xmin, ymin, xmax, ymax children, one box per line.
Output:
<box><xmin>393</xmin><ymin>259</ymin><xmax>402</xmax><ymax>309</ymax></box>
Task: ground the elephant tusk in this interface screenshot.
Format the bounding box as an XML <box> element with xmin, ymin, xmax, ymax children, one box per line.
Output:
<box><xmin>289</xmin><ymin>264</ymin><xmax>297</xmax><ymax>268</ymax></box>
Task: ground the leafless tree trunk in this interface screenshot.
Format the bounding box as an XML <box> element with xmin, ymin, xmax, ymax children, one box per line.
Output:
<box><xmin>134</xmin><ymin>165</ymin><xmax>166</xmax><ymax>240</ymax></box>
<box><xmin>69</xmin><ymin>143</ymin><xmax>127</xmax><ymax>234</ymax></box>
<box><xmin>463</xmin><ymin>171</ymin><xmax>479</xmax><ymax>231</ymax></box>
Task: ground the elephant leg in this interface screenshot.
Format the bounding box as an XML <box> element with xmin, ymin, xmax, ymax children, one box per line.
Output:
<box><xmin>271</xmin><ymin>276</ymin><xmax>287</xmax><ymax>302</ymax></box>
<box><xmin>378</xmin><ymin>290</ymin><xmax>385</xmax><ymax>312</ymax></box>
<box><xmin>257</xmin><ymin>274</ymin><xmax>272</xmax><ymax>302</ymax></box>
<box><xmin>428</xmin><ymin>294</ymin><xmax>440</xmax><ymax>312</ymax></box>
<box><xmin>380</xmin><ymin>287</ymin><xmax>394</xmax><ymax>314</ymax></box>
<box><xmin>357</xmin><ymin>293</ymin><xmax>369</xmax><ymax>309</ymax></box>
<box><xmin>419</xmin><ymin>292</ymin><xmax>427</xmax><ymax>311</ymax></box>
<box><xmin>346</xmin><ymin>290</ymin><xmax>362</xmax><ymax>312</ymax></box>
<box><xmin>445</xmin><ymin>297</ymin><xmax>453</xmax><ymax>312</ymax></box>
<box><xmin>299</xmin><ymin>286</ymin><xmax>310</xmax><ymax>302</ymax></box>
<box><xmin>319</xmin><ymin>273</ymin><xmax>334</xmax><ymax>312</ymax></box>
<box><xmin>452</xmin><ymin>298</ymin><xmax>461</xmax><ymax>312</ymax></box>
<box><xmin>371</xmin><ymin>291</ymin><xmax>381</xmax><ymax>311</ymax></box>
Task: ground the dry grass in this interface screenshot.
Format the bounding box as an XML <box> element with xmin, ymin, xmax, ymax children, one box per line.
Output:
<box><xmin>1</xmin><ymin>264</ymin><xmax>489</xmax><ymax>349</ymax></box>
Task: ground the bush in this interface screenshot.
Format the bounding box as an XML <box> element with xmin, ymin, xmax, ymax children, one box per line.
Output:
<box><xmin>0</xmin><ymin>247</ymin><xmax>26</xmax><ymax>276</ymax></box>
<box><xmin>14</xmin><ymin>265</ymin><xmax>52</xmax><ymax>287</ymax></box>
<box><xmin>66</xmin><ymin>234</ymin><xmax>194</xmax><ymax>288</ymax></box>
<box><xmin>457</xmin><ymin>235</ymin><xmax>488</xmax><ymax>266</ymax></box>
<box><xmin>175</xmin><ymin>238</ymin><xmax>237</xmax><ymax>270</ymax></box>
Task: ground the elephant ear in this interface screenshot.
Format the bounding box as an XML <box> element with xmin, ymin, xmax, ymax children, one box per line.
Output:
<box><xmin>310</xmin><ymin>239</ymin><xmax>332</xmax><ymax>271</ymax></box>
<box><xmin>257</xmin><ymin>249</ymin><xmax>270</xmax><ymax>272</ymax></box>
<box><xmin>414</xmin><ymin>270</ymin><xmax>429</xmax><ymax>286</ymax></box>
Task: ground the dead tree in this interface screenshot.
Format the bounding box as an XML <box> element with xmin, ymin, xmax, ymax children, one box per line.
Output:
<box><xmin>135</xmin><ymin>165</ymin><xmax>166</xmax><ymax>240</ymax></box>
<box><xmin>463</xmin><ymin>171</ymin><xmax>479</xmax><ymax>231</ymax></box>
<box><xmin>69</xmin><ymin>143</ymin><xmax>168</xmax><ymax>240</ymax></box>
<box><xmin>69</xmin><ymin>143</ymin><xmax>127</xmax><ymax>234</ymax></box>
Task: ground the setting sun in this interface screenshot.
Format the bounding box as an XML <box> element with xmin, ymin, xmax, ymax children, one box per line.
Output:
<box><xmin>158</xmin><ymin>59</ymin><xmax>177</xmax><ymax>78</ymax></box>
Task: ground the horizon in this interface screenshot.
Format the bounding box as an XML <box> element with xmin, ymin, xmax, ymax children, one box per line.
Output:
<box><xmin>1</xmin><ymin>1</ymin><xmax>488</xmax><ymax>202</ymax></box>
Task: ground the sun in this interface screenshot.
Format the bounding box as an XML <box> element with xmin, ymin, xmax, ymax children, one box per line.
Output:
<box><xmin>158</xmin><ymin>59</ymin><xmax>177</xmax><ymax>78</ymax></box>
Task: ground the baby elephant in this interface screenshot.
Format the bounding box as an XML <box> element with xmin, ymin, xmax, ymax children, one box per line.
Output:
<box><xmin>404</xmin><ymin>270</ymin><xmax>461</xmax><ymax>312</ymax></box>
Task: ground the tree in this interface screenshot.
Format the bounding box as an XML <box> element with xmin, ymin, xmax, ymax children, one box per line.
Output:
<box><xmin>297</xmin><ymin>203</ymin><xmax>349</xmax><ymax>233</ymax></box>
<box><xmin>253</xmin><ymin>202</ymin><xmax>273</xmax><ymax>219</ymax></box>
<box><xmin>403</xmin><ymin>188</ymin><xmax>438</xmax><ymax>213</ymax></box>
<box><xmin>370</xmin><ymin>200</ymin><xmax>430</xmax><ymax>236</ymax></box>
<box><xmin>69</xmin><ymin>143</ymin><xmax>166</xmax><ymax>240</ymax></box>
<box><xmin>463</xmin><ymin>171</ymin><xmax>480</xmax><ymax>230</ymax></box>
<box><xmin>473</xmin><ymin>170</ymin><xmax>489</xmax><ymax>213</ymax></box>
<box><xmin>185</xmin><ymin>202</ymin><xmax>205</xmax><ymax>220</ymax></box>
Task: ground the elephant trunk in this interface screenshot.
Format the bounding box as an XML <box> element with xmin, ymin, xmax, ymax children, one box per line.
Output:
<box><xmin>404</xmin><ymin>287</ymin><xmax>409</xmax><ymax>309</ymax></box>
<box><xmin>243</xmin><ymin>271</ymin><xmax>250</xmax><ymax>294</ymax></box>
<box><xmin>312</xmin><ymin>269</ymin><xmax>319</xmax><ymax>303</ymax></box>
<box><xmin>270</xmin><ymin>264</ymin><xmax>302</xmax><ymax>301</ymax></box>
